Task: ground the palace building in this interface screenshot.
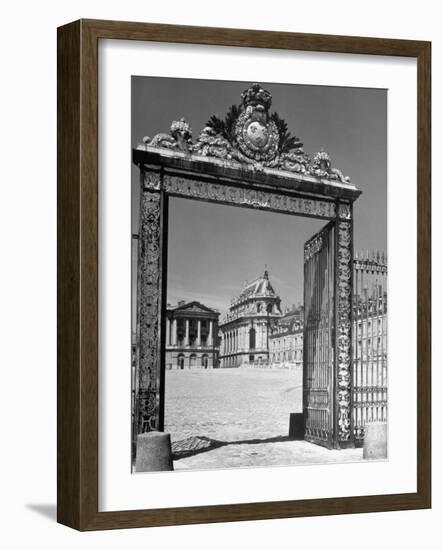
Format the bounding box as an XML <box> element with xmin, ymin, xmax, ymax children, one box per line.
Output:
<box><xmin>219</xmin><ymin>269</ymin><xmax>283</xmax><ymax>367</ymax></box>
<box><xmin>269</xmin><ymin>305</ymin><xmax>304</xmax><ymax>369</ymax></box>
<box><xmin>165</xmin><ymin>301</ymin><xmax>220</xmax><ymax>369</ymax></box>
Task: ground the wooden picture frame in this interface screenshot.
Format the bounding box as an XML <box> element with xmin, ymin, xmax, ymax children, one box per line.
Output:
<box><xmin>57</xmin><ymin>18</ymin><xmax>431</xmax><ymax>531</ymax></box>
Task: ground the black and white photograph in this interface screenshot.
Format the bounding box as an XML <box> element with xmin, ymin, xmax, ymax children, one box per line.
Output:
<box><xmin>1</xmin><ymin>0</ymin><xmax>435</xmax><ymax>542</ymax></box>
<box><xmin>131</xmin><ymin>77</ymin><xmax>388</xmax><ymax>473</ymax></box>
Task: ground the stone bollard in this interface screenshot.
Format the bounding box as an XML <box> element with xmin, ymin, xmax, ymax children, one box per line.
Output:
<box><xmin>135</xmin><ymin>432</ymin><xmax>174</xmax><ymax>472</ymax></box>
<box><xmin>363</xmin><ymin>422</ymin><xmax>388</xmax><ymax>460</ymax></box>
<box><xmin>288</xmin><ymin>413</ymin><xmax>304</xmax><ymax>440</ymax></box>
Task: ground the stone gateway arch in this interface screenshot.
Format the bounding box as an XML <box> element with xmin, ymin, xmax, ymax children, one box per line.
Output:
<box><xmin>132</xmin><ymin>83</ymin><xmax>361</xmax><ymax>460</ymax></box>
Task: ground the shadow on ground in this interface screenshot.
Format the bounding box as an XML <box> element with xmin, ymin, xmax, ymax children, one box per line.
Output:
<box><xmin>25</xmin><ymin>504</ymin><xmax>57</xmax><ymax>521</ymax></box>
<box><xmin>172</xmin><ymin>435</ymin><xmax>292</xmax><ymax>460</ymax></box>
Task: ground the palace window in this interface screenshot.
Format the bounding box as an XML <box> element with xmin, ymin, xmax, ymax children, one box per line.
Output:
<box><xmin>249</xmin><ymin>327</ymin><xmax>256</xmax><ymax>350</ymax></box>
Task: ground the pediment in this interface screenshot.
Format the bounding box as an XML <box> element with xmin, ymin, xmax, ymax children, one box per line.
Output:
<box><xmin>173</xmin><ymin>301</ymin><xmax>218</xmax><ymax>315</ymax></box>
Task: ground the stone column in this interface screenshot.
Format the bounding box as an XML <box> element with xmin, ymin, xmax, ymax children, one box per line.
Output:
<box><xmin>171</xmin><ymin>318</ymin><xmax>177</xmax><ymax>346</ymax></box>
<box><xmin>208</xmin><ymin>320</ymin><xmax>213</xmax><ymax>346</ymax></box>
<box><xmin>166</xmin><ymin>317</ymin><xmax>170</xmax><ymax>346</ymax></box>
<box><xmin>196</xmin><ymin>319</ymin><xmax>201</xmax><ymax>347</ymax></box>
<box><xmin>184</xmin><ymin>319</ymin><xmax>189</xmax><ymax>347</ymax></box>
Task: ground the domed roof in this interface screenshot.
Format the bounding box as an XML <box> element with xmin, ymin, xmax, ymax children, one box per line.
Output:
<box><xmin>238</xmin><ymin>269</ymin><xmax>276</xmax><ymax>300</ymax></box>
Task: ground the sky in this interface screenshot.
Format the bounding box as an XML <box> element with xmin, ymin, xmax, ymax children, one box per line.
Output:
<box><xmin>132</xmin><ymin>76</ymin><xmax>387</xmax><ymax>315</ymax></box>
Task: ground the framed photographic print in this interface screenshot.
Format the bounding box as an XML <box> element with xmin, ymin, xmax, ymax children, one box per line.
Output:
<box><xmin>57</xmin><ymin>19</ymin><xmax>431</xmax><ymax>530</ymax></box>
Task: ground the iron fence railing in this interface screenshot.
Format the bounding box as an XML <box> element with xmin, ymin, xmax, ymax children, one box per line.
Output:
<box><xmin>352</xmin><ymin>251</ymin><xmax>388</xmax><ymax>445</ymax></box>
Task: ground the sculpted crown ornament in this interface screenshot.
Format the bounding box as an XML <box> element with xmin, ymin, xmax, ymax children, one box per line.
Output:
<box><xmin>139</xmin><ymin>84</ymin><xmax>351</xmax><ymax>184</ymax></box>
<box><xmin>241</xmin><ymin>83</ymin><xmax>272</xmax><ymax>110</ymax></box>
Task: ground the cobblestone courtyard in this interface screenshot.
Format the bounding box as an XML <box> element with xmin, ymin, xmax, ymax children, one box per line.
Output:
<box><xmin>164</xmin><ymin>368</ymin><xmax>362</xmax><ymax>470</ymax></box>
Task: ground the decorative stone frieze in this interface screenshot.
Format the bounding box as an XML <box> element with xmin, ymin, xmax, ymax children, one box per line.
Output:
<box><xmin>163</xmin><ymin>175</ymin><xmax>336</xmax><ymax>219</ymax></box>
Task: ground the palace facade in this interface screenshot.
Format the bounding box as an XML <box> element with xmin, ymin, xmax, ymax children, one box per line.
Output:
<box><xmin>165</xmin><ymin>301</ymin><xmax>220</xmax><ymax>369</ymax></box>
<box><xmin>269</xmin><ymin>306</ymin><xmax>304</xmax><ymax>368</ymax></box>
<box><xmin>219</xmin><ymin>270</ymin><xmax>283</xmax><ymax>367</ymax></box>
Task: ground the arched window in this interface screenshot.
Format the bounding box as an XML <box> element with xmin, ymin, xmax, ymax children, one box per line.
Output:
<box><xmin>202</xmin><ymin>354</ymin><xmax>209</xmax><ymax>369</ymax></box>
<box><xmin>189</xmin><ymin>354</ymin><xmax>197</xmax><ymax>368</ymax></box>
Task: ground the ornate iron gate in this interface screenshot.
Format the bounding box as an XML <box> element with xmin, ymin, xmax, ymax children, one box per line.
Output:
<box><xmin>303</xmin><ymin>206</ymin><xmax>355</xmax><ymax>449</ymax></box>
<box><xmin>303</xmin><ymin>222</ymin><xmax>335</xmax><ymax>447</ymax></box>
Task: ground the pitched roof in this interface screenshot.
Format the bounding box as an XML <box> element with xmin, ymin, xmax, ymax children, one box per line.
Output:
<box><xmin>238</xmin><ymin>269</ymin><xmax>277</xmax><ymax>300</ymax></box>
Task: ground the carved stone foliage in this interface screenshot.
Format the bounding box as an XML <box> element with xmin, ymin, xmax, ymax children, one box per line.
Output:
<box><xmin>309</xmin><ymin>151</ymin><xmax>351</xmax><ymax>184</ymax></box>
<box><xmin>338</xmin><ymin>202</ymin><xmax>352</xmax><ymax>220</ymax></box>
<box><xmin>163</xmin><ymin>175</ymin><xmax>336</xmax><ymax>219</ymax></box>
<box><xmin>138</xmin><ymin>83</ymin><xmax>351</xmax><ymax>184</ymax></box>
<box><xmin>336</xmin><ymin>218</ymin><xmax>353</xmax><ymax>442</ymax></box>
<box><xmin>136</xmin><ymin>191</ymin><xmax>162</xmax><ymax>433</ymax></box>
<box><xmin>143</xmin><ymin>171</ymin><xmax>161</xmax><ymax>191</ymax></box>
<box><xmin>142</xmin><ymin>117</ymin><xmax>193</xmax><ymax>153</ymax></box>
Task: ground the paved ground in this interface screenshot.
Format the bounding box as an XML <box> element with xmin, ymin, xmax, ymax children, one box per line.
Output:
<box><xmin>164</xmin><ymin>368</ymin><xmax>363</xmax><ymax>471</ymax></box>
<box><xmin>173</xmin><ymin>438</ymin><xmax>362</xmax><ymax>470</ymax></box>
